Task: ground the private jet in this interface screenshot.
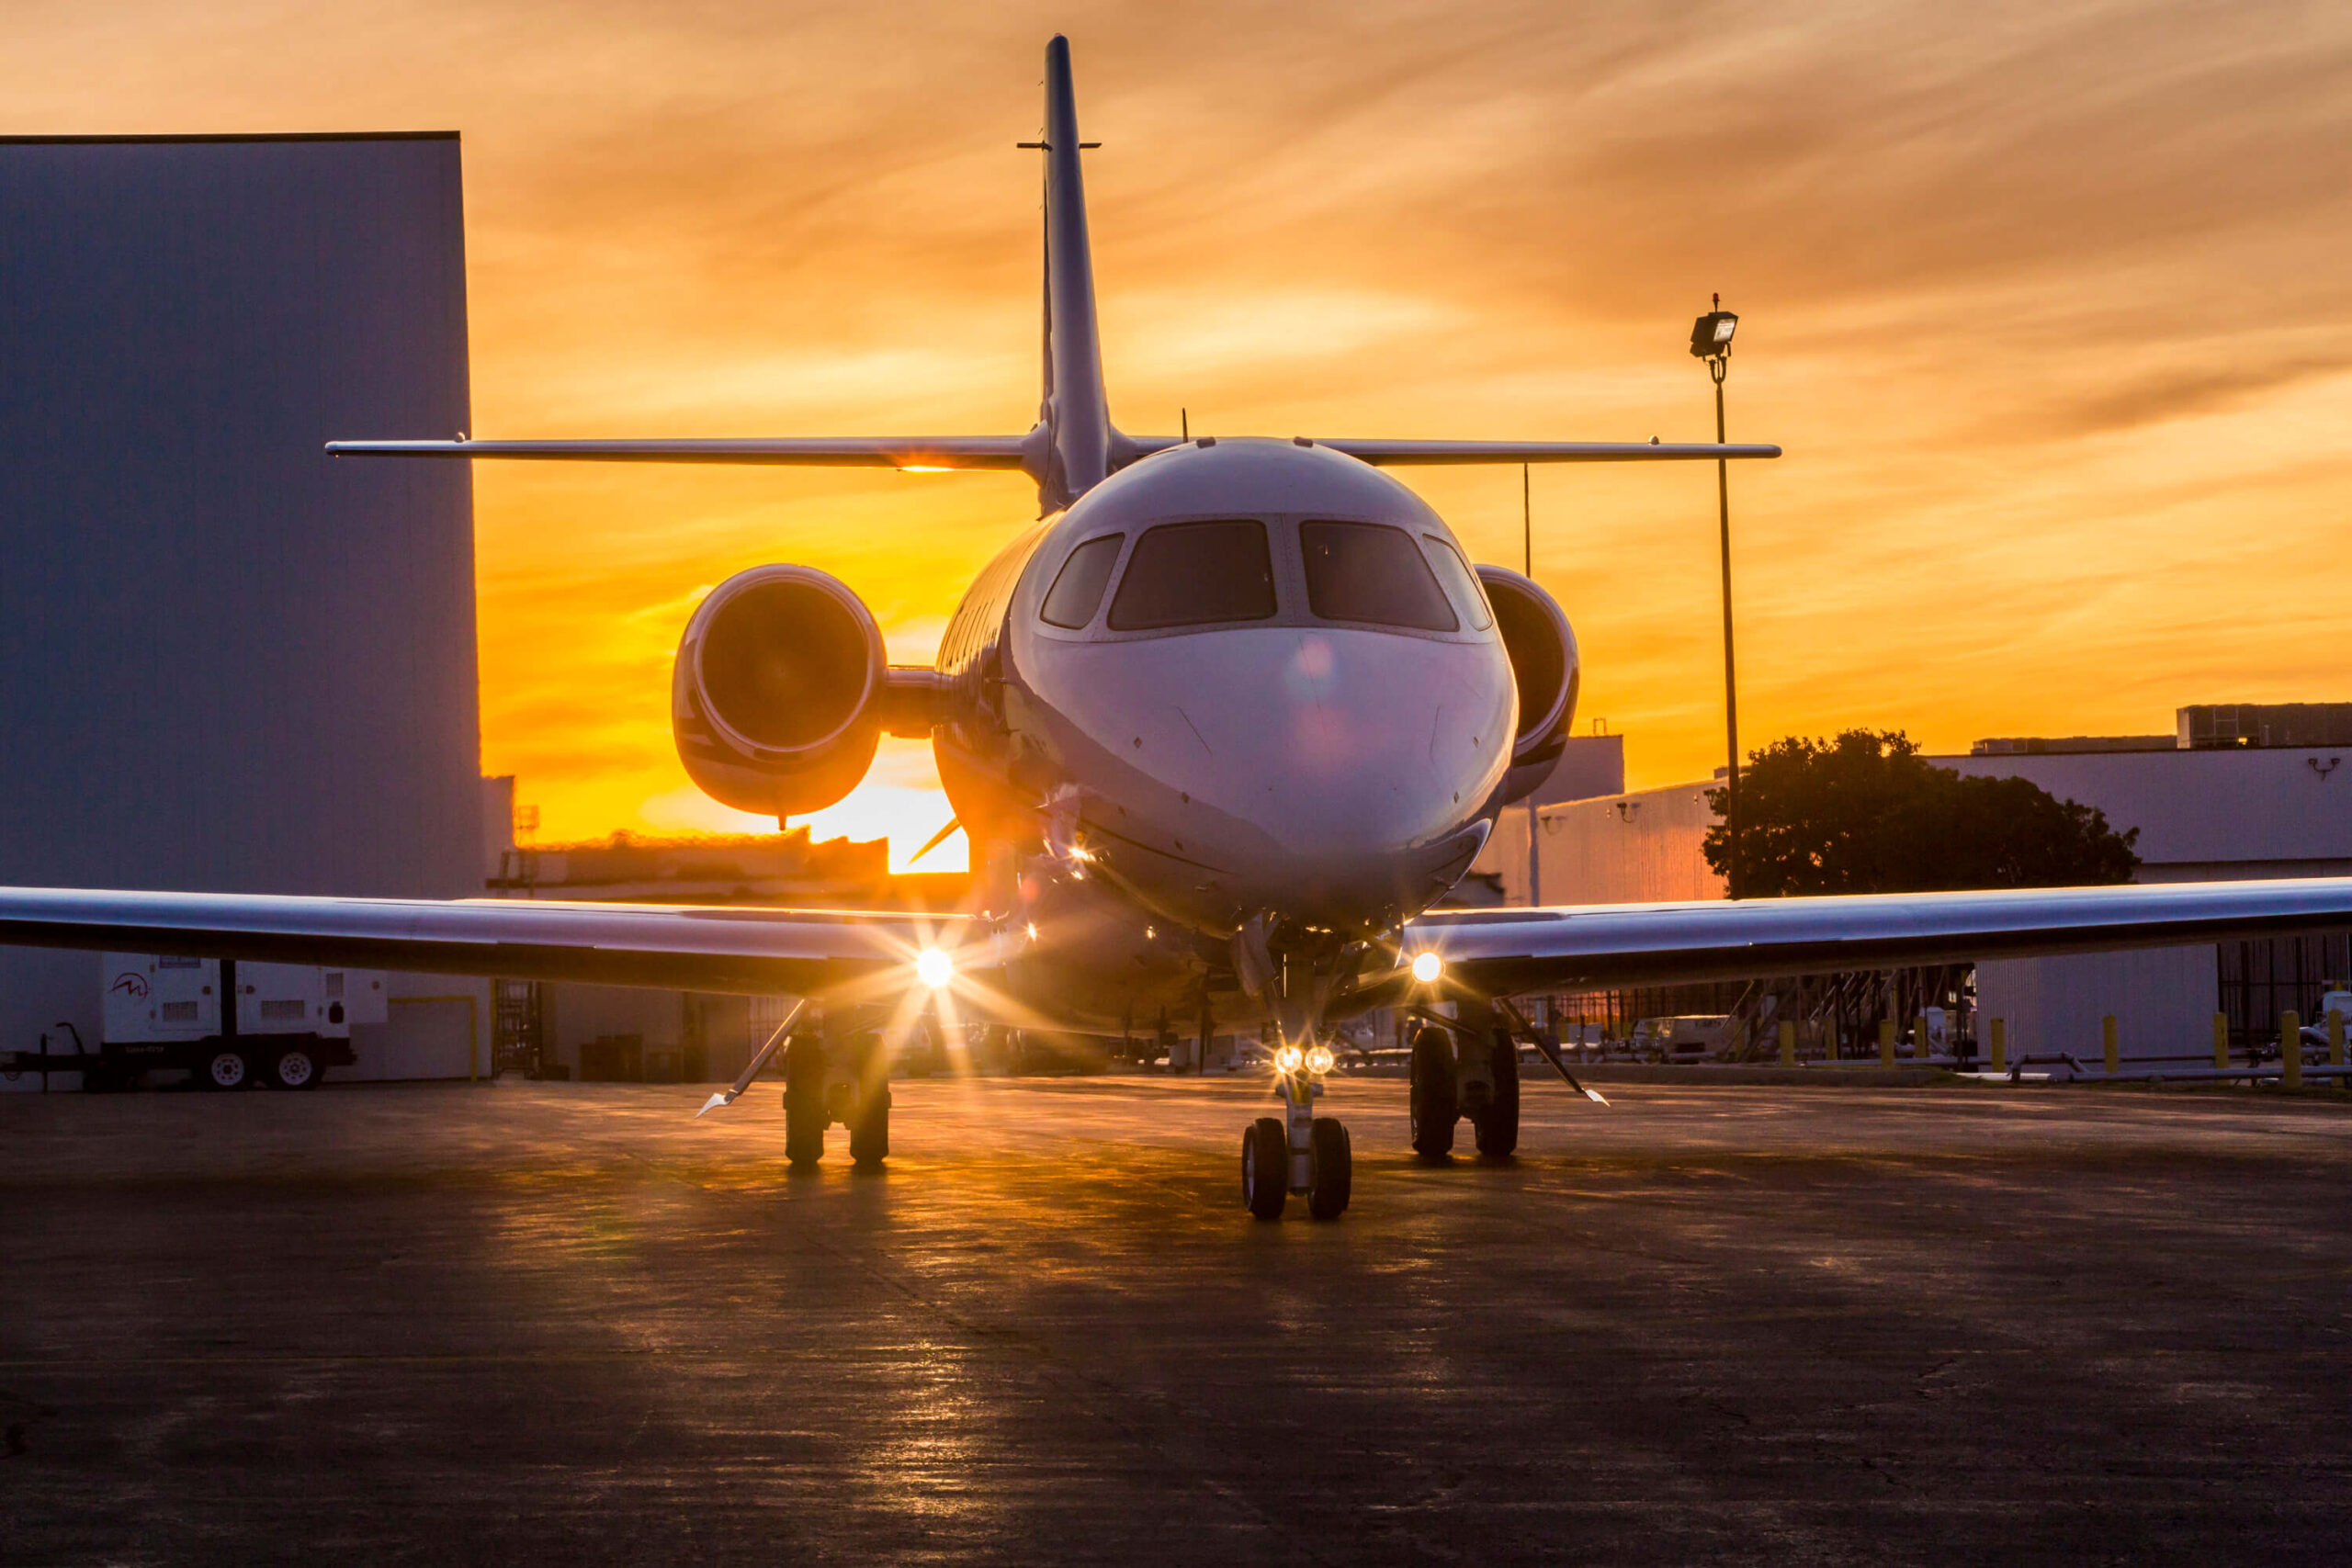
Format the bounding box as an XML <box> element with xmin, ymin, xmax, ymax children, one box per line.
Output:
<box><xmin>7</xmin><ymin>37</ymin><xmax>2350</xmax><ymax>1221</ymax></box>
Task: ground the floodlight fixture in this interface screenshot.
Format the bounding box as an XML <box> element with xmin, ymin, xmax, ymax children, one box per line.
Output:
<box><xmin>1689</xmin><ymin>308</ymin><xmax>1737</xmax><ymax>359</ymax></box>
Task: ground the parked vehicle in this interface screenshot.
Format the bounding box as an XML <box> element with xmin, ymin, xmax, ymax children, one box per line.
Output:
<box><xmin>1630</xmin><ymin>1015</ymin><xmax>1736</xmax><ymax>1062</ymax></box>
<box><xmin>0</xmin><ymin>954</ymin><xmax>384</xmax><ymax>1091</ymax></box>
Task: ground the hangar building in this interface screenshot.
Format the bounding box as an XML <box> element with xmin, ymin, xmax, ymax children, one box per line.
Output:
<box><xmin>0</xmin><ymin>133</ymin><xmax>487</xmax><ymax>1084</ymax></box>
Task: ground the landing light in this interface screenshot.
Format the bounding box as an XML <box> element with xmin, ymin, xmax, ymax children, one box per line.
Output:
<box><xmin>1306</xmin><ymin>1044</ymin><xmax>1336</xmax><ymax>1075</ymax></box>
<box><xmin>915</xmin><ymin>948</ymin><xmax>954</xmax><ymax>988</ymax></box>
<box><xmin>898</xmin><ymin>464</ymin><xmax>954</xmax><ymax>473</ymax></box>
<box><xmin>1274</xmin><ymin>1043</ymin><xmax>1305</xmax><ymax>1074</ymax></box>
<box><xmin>1409</xmin><ymin>951</ymin><xmax>1444</xmax><ymax>985</ymax></box>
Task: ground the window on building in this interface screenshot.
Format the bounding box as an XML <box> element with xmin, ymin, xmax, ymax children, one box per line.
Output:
<box><xmin>1040</xmin><ymin>535</ymin><xmax>1125</xmax><ymax>628</ymax></box>
<box><xmin>1106</xmin><ymin>520</ymin><xmax>1278</xmax><ymax>631</ymax></box>
<box><xmin>1300</xmin><ymin>520</ymin><xmax>1458</xmax><ymax>632</ymax></box>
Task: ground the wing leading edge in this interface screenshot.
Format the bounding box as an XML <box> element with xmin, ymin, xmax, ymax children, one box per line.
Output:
<box><xmin>1381</xmin><ymin>878</ymin><xmax>2352</xmax><ymax>1002</ymax></box>
<box><xmin>0</xmin><ymin>887</ymin><xmax>979</xmax><ymax>1000</ymax></box>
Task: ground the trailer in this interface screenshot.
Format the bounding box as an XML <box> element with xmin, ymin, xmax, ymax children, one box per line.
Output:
<box><xmin>0</xmin><ymin>954</ymin><xmax>386</xmax><ymax>1091</ymax></box>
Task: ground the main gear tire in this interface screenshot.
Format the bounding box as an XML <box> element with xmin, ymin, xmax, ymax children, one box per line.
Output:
<box><xmin>783</xmin><ymin>1035</ymin><xmax>827</xmax><ymax>1166</ymax></box>
<box><xmin>1474</xmin><ymin>1032</ymin><xmax>1520</xmax><ymax>1159</ymax></box>
<box><xmin>1306</xmin><ymin>1117</ymin><xmax>1352</xmax><ymax>1219</ymax></box>
<box><xmin>1242</xmin><ymin>1116</ymin><xmax>1288</xmax><ymax>1220</ymax></box>
<box><xmin>1408</xmin><ymin>1027</ymin><xmax>1457</xmax><ymax>1159</ymax></box>
<box><xmin>847</xmin><ymin>1030</ymin><xmax>891</xmax><ymax>1166</ymax></box>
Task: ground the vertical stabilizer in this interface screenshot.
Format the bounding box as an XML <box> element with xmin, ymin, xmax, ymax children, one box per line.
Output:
<box><xmin>1035</xmin><ymin>35</ymin><xmax>1119</xmax><ymax>512</ymax></box>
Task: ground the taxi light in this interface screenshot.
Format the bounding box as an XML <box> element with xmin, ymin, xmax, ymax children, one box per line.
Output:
<box><xmin>1410</xmin><ymin>951</ymin><xmax>1443</xmax><ymax>985</ymax></box>
<box><xmin>1274</xmin><ymin>1044</ymin><xmax>1305</xmax><ymax>1074</ymax></box>
<box><xmin>1306</xmin><ymin>1044</ymin><xmax>1336</xmax><ymax>1075</ymax></box>
<box><xmin>915</xmin><ymin>948</ymin><xmax>954</xmax><ymax>988</ymax></box>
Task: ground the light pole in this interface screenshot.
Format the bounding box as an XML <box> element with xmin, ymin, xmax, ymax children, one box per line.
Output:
<box><xmin>1690</xmin><ymin>296</ymin><xmax>1741</xmax><ymax>897</ymax></box>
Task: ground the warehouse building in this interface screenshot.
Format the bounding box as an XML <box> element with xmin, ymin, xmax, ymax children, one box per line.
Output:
<box><xmin>0</xmin><ymin>132</ymin><xmax>488</xmax><ymax>1086</ymax></box>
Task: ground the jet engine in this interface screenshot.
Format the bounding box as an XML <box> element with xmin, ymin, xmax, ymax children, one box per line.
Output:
<box><xmin>1476</xmin><ymin>566</ymin><xmax>1579</xmax><ymax>807</ymax></box>
<box><xmin>672</xmin><ymin>565</ymin><xmax>892</xmax><ymax>817</ymax></box>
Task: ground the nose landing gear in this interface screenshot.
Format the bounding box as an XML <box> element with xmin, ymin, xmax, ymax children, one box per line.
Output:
<box><xmin>1238</xmin><ymin>1051</ymin><xmax>1351</xmax><ymax>1220</ymax></box>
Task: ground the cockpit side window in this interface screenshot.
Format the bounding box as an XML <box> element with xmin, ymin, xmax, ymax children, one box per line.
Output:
<box><xmin>1040</xmin><ymin>534</ymin><xmax>1125</xmax><ymax>628</ymax></box>
<box><xmin>1422</xmin><ymin>535</ymin><xmax>1495</xmax><ymax>629</ymax></box>
<box><xmin>1300</xmin><ymin>520</ymin><xmax>1459</xmax><ymax>632</ymax></box>
<box><xmin>1106</xmin><ymin>520</ymin><xmax>1278</xmax><ymax>631</ymax></box>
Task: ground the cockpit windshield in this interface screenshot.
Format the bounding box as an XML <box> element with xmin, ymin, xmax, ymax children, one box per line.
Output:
<box><xmin>1421</xmin><ymin>535</ymin><xmax>1494</xmax><ymax>630</ymax></box>
<box><xmin>1106</xmin><ymin>519</ymin><xmax>1278</xmax><ymax>631</ymax></box>
<box><xmin>1040</xmin><ymin>534</ymin><xmax>1124</xmax><ymax>628</ymax></box>
<box><xmin>1300</xmin><ymin>520</ymin><xmax>1459</xmax><ymax>632</ymax></box>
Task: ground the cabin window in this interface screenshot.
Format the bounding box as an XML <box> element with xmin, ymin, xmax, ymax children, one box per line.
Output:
<box><xmin>1040</xmin><ymin>535</ymin><xmax>1125</xmax><ymax>628</ymax></box>
<box><xmin>1106</xmin><ymin>520</ymin><xmax>1278</xmax><ymax>631</ymax></box>
<box><xmin>1300</xmin><ymin>520</ymin><xmax>1458</xmax><ymax>631</ymax></box>
<box><xmin>1422</xmin><ymin>535</ymin><xmax>1495</xmax><ymax>629</ymax></box>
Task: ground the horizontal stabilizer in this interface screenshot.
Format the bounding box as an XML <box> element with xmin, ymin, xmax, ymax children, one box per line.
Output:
<box><xmin>327</xmin><ymin>436</ymin><xmax>1033</xmax><ymax>470</ymax></box>
<box><xmin>1216</xmin><ymin>438</ymin><xmax>1782</xmax><ymax>465</ymax></box>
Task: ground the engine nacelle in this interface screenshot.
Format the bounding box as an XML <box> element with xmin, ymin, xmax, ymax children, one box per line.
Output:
<box><xmin>1476</xmin><ymin>565</ymin><xmax>1579</xmax><ymax>807</ymax></box>
<box><xmin>672</xmin><ymin>565</ymin><xmax>887</xmax><ymax>817</ymax></box>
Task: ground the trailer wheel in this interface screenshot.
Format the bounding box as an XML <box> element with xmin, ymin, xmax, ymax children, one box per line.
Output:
<box><xmin>201</xmin><ymin>1048</ymin><xmax>251</xmax><ymax>1090</ymax></box>
<box><xmin>267</xmin><ymin>1047</ymin><xmax>320</xmax><ymax>1091</ymax></box>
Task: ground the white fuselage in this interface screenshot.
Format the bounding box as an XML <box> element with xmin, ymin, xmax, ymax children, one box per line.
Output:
<box><xmin>933</xmin><ymin>438</ymin><xmax>1517</xmax><ymax>1028</ymax></box>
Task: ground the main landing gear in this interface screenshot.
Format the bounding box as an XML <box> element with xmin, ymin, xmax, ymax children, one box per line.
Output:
<box><xmin>1239</xmin><ymin>1047</ymin><xmax>1351</xmax><ymax>1221</ymax></box>
<box><xmin>782</xmin><ymin>1022</ymin><xmax>891</xmax><ymax>1168</ymax></box>
<box><xmin>1408</xmin><ymin>1019</ymin><xmax>1519</xmax><ymax>1161</ymax></box>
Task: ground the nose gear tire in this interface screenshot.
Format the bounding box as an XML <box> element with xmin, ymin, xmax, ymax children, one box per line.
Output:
<box><xmin>1243</xmin><ymin>1117</ymin><xmax>1288</xmax><ymax>1219</ymax></box>
<box><xmin>1306</xmin><ymin>1117</ymin><xmax>1351</xmax><ymax>1219</ymax></box>
<box><xmin>1408</xmin><ymin>1028</ymin><xmax>1457</xmax><ymax>1159</ymax></box>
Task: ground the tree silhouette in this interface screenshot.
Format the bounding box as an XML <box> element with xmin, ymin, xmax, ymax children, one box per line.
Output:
<box><xmin>1704</xmin><ymin>729</ymin><xmax>2140</xmax><ymax>896</ymax></box>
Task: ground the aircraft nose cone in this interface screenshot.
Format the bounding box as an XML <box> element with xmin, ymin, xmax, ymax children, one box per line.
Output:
<box><xmin>1029</xmin><ymin>624</ymin><xmax>1514</xmax><ymax>921</ymax></box>
<box><xmin>1170</xmin><ymin>628</ymin><xmax>1512</xmax><ymax>908</ymax></box>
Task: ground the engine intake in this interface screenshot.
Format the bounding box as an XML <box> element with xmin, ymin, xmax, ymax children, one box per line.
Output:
<box><xmin>1476</xmin><ymin>565</ymin><xmax>1578</xmax><ymax>807</ymax></box>
<box><xmin>673</xmin><ymin>565</ymin><xmax>886</xmax><ymax>817</ymax></box>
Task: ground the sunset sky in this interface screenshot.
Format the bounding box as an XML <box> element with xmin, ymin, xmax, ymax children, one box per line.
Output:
<box><xmin>8</xmin><ymin>3</ymin><xmax>2349</xmax><ymax>870</ymax></box>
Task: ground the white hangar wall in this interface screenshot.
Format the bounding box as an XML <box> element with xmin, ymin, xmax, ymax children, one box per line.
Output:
<box><xmin>0</xmin><ymin>133</ymin><xmax>485</xmax><ymax>1075</ymax></box>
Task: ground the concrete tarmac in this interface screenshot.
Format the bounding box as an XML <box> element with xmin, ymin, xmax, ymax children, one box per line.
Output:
<box><xmin>4</xmin><ymin>1075</ymin><xmax>2348</xmax><ymax>1564</ymax></box>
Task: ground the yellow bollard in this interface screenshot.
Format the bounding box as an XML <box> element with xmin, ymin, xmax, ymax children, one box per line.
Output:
<box><xmin>1779</xmin><ymin>1020</ymin><xmax>1796</xmax><ymax>1068</ymax></box>
<box><xmin>2213</xmin><ymin>1012</ymin><xmax>2230</xmax><ymax>1071</ymax></box>
<box><xmin>1990</xmin><ymin>1018</ymin><xmax>2007</xmax><ymax>1075</ymax></box>
<box><xmin>2281</xmin><ymin>1010</ymin><xmax>2301</xmax><ymax>1089</ymax></box>
<box><xmin>1915</xmin><ymin>1013</ymin><xmax>1929</xmax><ymax>1061</ymax></box>
<box><xmin>2102</xmin><ymin>1014</ymin><xmax>2119</xmax><ymax>1077</ymax></box>
<box><xmin>1879</xmin><ymin>1018</ymin><xmax>1896</xmax><ymax>1068</ymax></box>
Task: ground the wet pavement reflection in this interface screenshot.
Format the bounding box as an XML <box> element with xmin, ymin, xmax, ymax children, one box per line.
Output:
<box><xmin>4</xmin><ymin>1076</ymin><xmax>2349</xmax><ymax>1564</ymax></box>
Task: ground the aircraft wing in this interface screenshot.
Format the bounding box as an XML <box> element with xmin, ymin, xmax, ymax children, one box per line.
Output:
<box><xmin>1379</xmin><ymin>878</ymin><xmax>2352</xmax><ymax>1001</ymax></box>
<box><xmin>0</xmin><ymin>887</ymin><xmax>980</xmax><ymax>1001</ymax></box>
<box><xmin>325</xmin><ymin>437</ymin><xmax>1033</xmax><ymax>470</ymax></box>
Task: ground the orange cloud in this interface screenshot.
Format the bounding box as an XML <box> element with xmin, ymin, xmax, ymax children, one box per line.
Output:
<box><xmin>6</xmin><ymin>2</ymin><xmax>2347</xmax><ymax>867</ymax></box>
